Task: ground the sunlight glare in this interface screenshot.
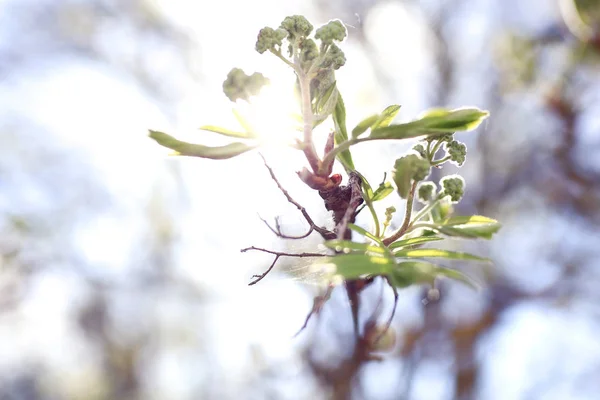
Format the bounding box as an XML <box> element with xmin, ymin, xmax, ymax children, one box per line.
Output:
<box><xmin>236</xmin><ymin>72</ymin><xmax>301</xmax><ymax>147</ymax></box>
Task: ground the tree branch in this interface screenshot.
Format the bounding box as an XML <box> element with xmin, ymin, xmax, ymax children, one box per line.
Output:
<box><xmin>241</xmin><ymin>246</ymin><xmax>325</xmax><ymax>285</ymax></box>
<box><xmin>258</xmin><ymin>215</ymin><xmax>314</xmax><ymax>239</ymax></box>
<box><xmin>259</xmin><ymin>153</ymin><xmax>336</xmax><ymax>240</ymax></box>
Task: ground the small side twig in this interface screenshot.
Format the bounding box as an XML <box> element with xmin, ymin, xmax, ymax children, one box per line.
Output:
<box><xmin>382</xmin><ymin>180</ymin><xmax>418</xmax><ymax>246</ymax></box>
<box><xmin>259</xmin><ymin>153</ymin><xmax>335</xmax><ymax>240</ymax></box>
<box><xmin>258</xmin><ymin>215</ymin><xmax>314</xmax><ymax>239</ymax></box>
<box><xmin>241</xmin><ymin>246</ymin><xmax>325</xmax><ymax>285</ymax></box>
<box><xmin>379</xmin><ymin>276</ymin><xmax>399</xmax><ymax>343</ymax></box>
<box><xmin>294</xmin><ymin>283</ymin><xmax>334</xmax><ymax>337</ymax></box>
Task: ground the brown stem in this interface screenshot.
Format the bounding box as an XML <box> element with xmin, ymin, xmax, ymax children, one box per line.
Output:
<box><xmin>258</xmin><ymin>215</ymin><xmax>314</xmax><ymax>240</ymax></box>
<box><xmin>298</xmin><ymin>73</ymin><xmax>322</xmax><ymax>173</ymax></box>
<box><xmin>241</xmin><ymin>246</ymin><xmax>325</xmax><ymax>285</ymax></box>
<box><xmin>382</xmin><ymin>181</ymin><xmax>418</xmax><ymax>246</ymax></box>
<box><xmin>259</xmin><ymin>153</ymin><xmax>335</xmax><ymax>240</ymax></box>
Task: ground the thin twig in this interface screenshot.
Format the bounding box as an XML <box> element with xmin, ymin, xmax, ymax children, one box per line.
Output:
<box><xmin>294</xmin><ymin>283</ymin><xmax>334</xmax><ymax>337</ymax></box>
<box><xmin>259</xmin><ymin>153</ymin><xmax>335</xmax><ymax>240</ymax></box>
<box><xmin>241</xmin><ymin>246</ymin><xmax>325</xmax><ymax>285</ymax></box>
<box><xmin>382</xmin><ymin>181</ymin><xmax>418</xmax><ymax>246</ymax></box>
<box><xmin>379</xmin><ymin>276</ymin><xmax>399</xmax><ymax>343</ymax></box>
<box><xmin>258</xmin><ymin>215</ymin><xmax>314</xmax><ymax>239</ymax></box>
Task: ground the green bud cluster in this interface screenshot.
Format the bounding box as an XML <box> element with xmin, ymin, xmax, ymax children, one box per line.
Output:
<box><xmin>446</xmin><ymin>140</ymin><xmax>467</xmax><ymax>166</ymax></box>
<box><xmin>280</xmin><ymin>15</ymin><xmax>313</xmax><ymax>43</ymax></box>
<box><xmin>255</xmin><ymin>15</ymin><xmax>347</xmax><ymax>73</ymax></box>
<box><xmin>255</xmin><ymin>27</ymin><xmax>288</xmax><ymax>54</ymax></box>
<box><xmin>413</xmin><ymin>144</ymin><xmax>427</xmax><ymax>158</ymax></box>
<box><xmin>440</xmin><ymin>175</ymin><xmax>465</xmax><ymax>203</ymax></box>
<box><xmin>417</xmin><ymin>182</ymin><xmax>436</xmax><ymax>203</ymax></box>
<box><xmin>222</xmin><ymin>68</ymin><xmax>270</xmax><ymax>102</ymax></box>
<box><xmin>315</xmin><ymin>20</ymin><xmax>346</xmax><ymax>45</ymax></box>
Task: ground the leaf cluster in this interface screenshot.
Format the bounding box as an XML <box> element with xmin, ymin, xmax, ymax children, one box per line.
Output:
<box><xmin>147</xmin><ymin>14</ymin><xmax>500</xmax><ymax>299</ymax></box>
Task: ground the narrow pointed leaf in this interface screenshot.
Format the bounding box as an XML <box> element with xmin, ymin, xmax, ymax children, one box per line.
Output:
<box><xmin>314</xmin><ymin>82</ymin><xmax>338</xmax><ymax>116</ymax></box>
<box><xmin>348</xmin><ymin>223</ymin><xmax>384</xmax><ymax>246</ymax></box>
<box><xmin>394</xmin><ymin>248</ymin><xmax>490</xmax><ymax>262</ymax></box>
<box><xmin>372</xmin><ymin>105</ymin><xmax>401</xmax><ymax>129</ymax></box>
<box><xmin>436</xmin><ymin>225</ymin><xmax>500</xmax><ymax>240</ymax></box>
<box><xmin>393</xmin><ymin>261</ymin><xmax>477</xmax><ymax>289</ymax></box>
<box><xmin>352</xmin><ymin>114</ymin><xmax>380</xmax><ymax>138</ymax></box>
<box><xmin>231</xmin><ymin>108</ymin><xmax>257</xmax><ymax>136</ymax></box>
<box><xmin>199</xmin><ymin>124</ymin><xmax>255</xmax><ymax>139</ymax></box>
<box><xmin>442</xmin><ymin>215</ymin><xmax>499</xmax><ymax>226</ymax></box>
<box><xmin>369</xmin><ymin>108</ymin><xmax>489</xmax><ymax>140</ymax></box>
<box><xmin>371</xmin><ymin>181</ymin><xmax>394</xmax><ymax>201</ymax></box>
<box><xmin>324</xmin><ymin>240</ymin><xmax>385</xmax><ymax>254</ymax></box>
<box><xmin>435</xmin><ymin>215</ymin><xmax>501</xmax><ymax>239</ymax></box>
<box><xmin>149</xmin><ymin>130</ymin><xmax>256</xmax><ymax>159</ymax></box>
<box><xmin>388</xmin><ymin>236</ymin><xmax>444</xmax><ymax>250</ymax></box>
<box><xmin>332</xmin><ymin>93</ymin><xmax>355</xmax><ymax>171</ymax></box>
<box><xmin>326</xmin><ymin>253</ymin><xmax>394</xmax><ymax>279</ymax></box>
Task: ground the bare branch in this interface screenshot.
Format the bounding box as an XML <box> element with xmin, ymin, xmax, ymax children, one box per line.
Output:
<box><xmin>241</xmin><ymin>246</ymin><xmax>325</xmax><ymax>285</ymax></box>
<box><xmin>258</xmin><ymin>214</ymin><xmax>314</xmax><ymax>239</ymax></box>
<box><xmin>294</xmin><ymin>283</ymin><xmax>334</xmax><ymax>337</ymax></box>
<box><xmin>259</xmin><ymin>153</ymin><xmax>336</xmax><ymax>240</ymax></box>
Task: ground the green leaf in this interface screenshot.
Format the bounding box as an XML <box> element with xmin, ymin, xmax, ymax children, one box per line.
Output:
<box><xmin>392</xmin><ymin>156</ymin><xmax>414</xmax><ymax>199</ymax></box>
<box><xmin>348</xmin><ymin>223</ymin><xmax>383</xmax><ymax>245</ymax></box>
<box><xmin>326</xmin><ymin>253</ymin><xmax>394</xmax><ymax>280</ymax></box>
<box><xmin>324</xmin><ymin>240</ymin><xmax>385</xmax><ymax>255</ymax></box>
<box><xmin>372</xmin><ymin>105</ymin><xmax>401</xmax><ymax>129</ymax></box>
<box><xmin>231</xmin><ymin>108</ymin><xmax>257</xmax><ymax>136</ymax></box>
<box><xmin>369</xmin><ymin>107</ymin><xmax>489</xmax><ymax>140</ymax></box>
<box><xmin>392</xmin><ymin>261</ymin><xmax>477</xmax><ymax>289</ymax></box>
<box><xmin>332</xmin><ymin>93</ymin><xmax>355</xmax><ymax>171</ymax></box>
<box><xmin>394</xmin><ymin>248</ymin><xmax>490</xmax><ymax>263</ymax></box>
<box><xmin>149</xmin><ymin>130</ymin><xmax>256</xmax><ymax>159</ymax></box>
<box><xmin>314</xmin><ymin>82</ymin><xmax>338</xmax><ymax>117</ymax></box>
<box><xmin>388</xmin><ymin>236</ymin><xmax>443</xmax><ymax>250</ymax></box>
<box><xmin>371</xmin><ymin>181</ymin><xmax>394</xmax><ymax>202</ymax></box>
<box><xmin>199</xmin><ymin>124</ymin><xmax>255</xmax><ymax>139</ymax></box>
<box><xmin>442</xmin><ymin>215</ymin><xmax>498</xmax><ymax>226</ymax></box>
<box><xmin>436</xmin><ymin>215</ymin><xmax>501</xmax><ymax>239</ymax></box>
<box><xmin>351</xmin><ymin>114</ymin><xmax>380</xmax><ymax>138</ymax></box>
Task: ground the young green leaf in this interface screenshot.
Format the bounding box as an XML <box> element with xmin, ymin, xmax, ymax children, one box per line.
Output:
<box><xmin>388</xmin><ymin>236</ymin><xmax>444</xmax><ymax>250</ymax></box>
<box><xmin>325</xmin><ymin>253</ymin><xmax>394</xmax><ymax>280</ymax></box>
<box><xmin>332</xmin><ymin>93</ymin><xmax>355</xmax><ymax>171</ymax></box>
<box><xmin>352</xmin><ymin>114</ymin><xmax>380</xmax><ymax>138</ymax></box>
<box><xmin>371</xmin><ymin>105</ymin><xmax>401</xmax><ymax>129</ymax></box>
<box><xmin>442</xmin><ymin>215</ymin><xmax>499</xmax><ymax>226</ymax></box>
<box><xmin>199</xmin><ymin>124</ymin><xmax>256</xmax><ymax>139</ymax></box>
<box><xmin>392</xmin><ymin>261</ymin><xmax>477</xmax><ymax>289</ymax></box>
<box><xmin>348</xmin><ymin>223</ymin><xmax>384</xmax><ymax>245</ymax></box>
<box><xmin>313</xmin><ymin>82</ymin><xmax>339</xmax><ymax>126</ymax></box>
<box><xmin>231</xmin><ymin>108</ymin><xmax>257</xmax><ymax>136</ymax></box>
<box><xmin>435</xmin><ymin>215</ymin><xmax>501</xmax><ymax>239</ymax></box>
<box><xmin>324</xmin><ymin>240</ymin><xmax>385</xmax><ymax>254</ymax></box>
<box><xmin>371</xmin><ymin>181</ymin><xmax>394</xmax><ymax>201</ymax></box>
<box><xmin>394</xmin><ymin>248</ymin><xmax>491</xmax><ymax>263</ymax></box>
<box><xmin>149</xmin><ymin>130</ymin><xmax>256</xmax><ymax>159</ymax></box>
<box><xmin>369</xmin><ymin>107</ymin><xmax>489</xmax><ymax>140</ymax></box>
<box><xmin>436</xmin><ymin>225</ymin><xmax>500</xmax><ymax>240</ymax></box>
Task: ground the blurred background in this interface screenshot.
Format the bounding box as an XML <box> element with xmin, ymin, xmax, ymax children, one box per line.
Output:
<box><xmin>1</xmin><ymin>0</ymin><xmax>600</xmax><ymax>399</ymax></box>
